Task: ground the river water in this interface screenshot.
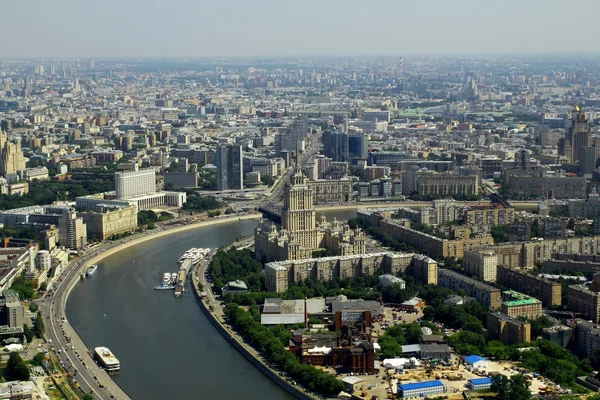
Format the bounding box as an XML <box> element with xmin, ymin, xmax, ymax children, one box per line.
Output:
<box><xmin>66</xmin><ymin>210</ymin><xmax>356</xmax><ymax>399</ymax></box>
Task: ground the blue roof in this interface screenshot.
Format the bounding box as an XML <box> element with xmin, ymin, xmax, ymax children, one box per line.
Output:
<box><xmin>465</xmin><ymin>355</ymin><xmax>487</xmax><ymax>364</ymax></box>
<box><xmin>398</xmin><ymin>380</ymin><xmax>444</xmax><ymax>390</ymax></box>
<box><xmin>468</xmin><ymin>377</ymin><xmax>492</xmax><ymax>385</ymax></box>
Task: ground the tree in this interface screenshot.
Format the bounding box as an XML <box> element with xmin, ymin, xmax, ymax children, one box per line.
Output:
<box><xmin>5</xmin><ymin>352</ymin><xmax>30</xmax><ymax>381</ymax></box>
<box><xmin>137</xmin><ymin>210</ymin><xmax>158</xmax><ymax>226</ymax></box>
<box><xmin>448</xmin><ymin>331</ymin><xmax>486</xmax><ymax>355</ymax></box>
<box><xmin>35</xmin><ymin>311</ymin><xmax>44</xmax><ymax>337</ymax></box>
<box><xmin>82</xmin><ymin>395</ymin><xmax>94</xmax><ymax>400</ymax></box>
<box><xmin>490</xmin><ymin>224</ymin><xmax>510</xmax><ymax>243</ymax></box>
<box><xmin>507</xmin><ymin>374</ymin><xmax>531</xmax><ymax>400</ymax></box>
<box><xmin>530</xmin><ymin>316</ymin><xmax>553</xmax><ymax>338</ymax></box>
<box><xmin>378</xmin><ymin>335</ymin><xmax>402</xmax><ymax>359</ymax></box>
<box><xmin>422</xmin><ymin>306</ymin><xmax>435</xmax><ymax>321</ymax></box>
<box><xmin>23</xmin><ymin>324</ymin><xmax>34</xmax><ymax>343</ymax></box>
<box><xmin>32</xmin><ymin>352</ymin><xmax>46</xmax><ymax>366</ymax></box>
<box><xmin>491</xmin><ymin>374</ymin><xmax>509</xmax><ymax>399</ymax></box>
<box><xmin>29</xmin><ymin>302</ymin><xmax>38</xmax><ymax>313</ymax></box>
<box><xmin>405</xmin><ymin>323</ymin><xmax>423</xmax><ymax>344</ymax></box>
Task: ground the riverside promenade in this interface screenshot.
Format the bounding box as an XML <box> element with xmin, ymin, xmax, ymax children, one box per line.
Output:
<box><xmin>191</xmin><ymin>247</ymin><xmax>320</xmax><ymax>400</ymax></box>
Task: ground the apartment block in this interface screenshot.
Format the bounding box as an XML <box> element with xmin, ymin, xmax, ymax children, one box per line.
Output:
<box><xmin>496</xmin><ymin>265</ymin><xmax>561</xmax><ymax>307</ymax></box>
<box><xmin>501</xmin><ymin>291</ymin><xmax>543</xmax><ymax>319</ymax></box>
<box><xmin>463</xmin><ymin>250</ymin><xmax>498</xmax><ymax>282</ymax></box>
<box><xmin>307</xmin><ymin>179</ymin><xmax>353</xmax><ymax>204</ymax></box>
<box><xmin>490</xmin><ymin>236</ymin><xmax>600</xmax><ymax>270</ymax></box>
<box><xmin>574</xmin><ymin>322</ymin><xmax>600</xmax><ymax>364</ymax></box>
<box><xmin>357</xmin><ymin>209</ymin><xmax>493</xmax><ymax>259</ymax></box>
<box><xmin>437</xmin><ymin>269</ymin><xmax>501</xmax><ymax>309</ymax></box>
<box><xmin>265</xmin><ymin>252</ymin><xmax>437</xmax><ymax>293</ymax></box>
<box><xmin>486</xmin><ymin>312</ymin><xmax>531</xmax><ymax>345</ymax></box>
<box><xmin>463</xmin><ymin>204</ymin><xmax>515</xmax><ymax>226</ymax></box>
<box><xmin>567</xmin><ymin>285</ymin><xmax>600</xmax><ymax>323</ymax></box>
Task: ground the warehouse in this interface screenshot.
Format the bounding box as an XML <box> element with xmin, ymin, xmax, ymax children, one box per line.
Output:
<box><xmin>464</xmin><ymin>355</ymin><xmax>489</xmax><ymax>369</ymax></box>
<box><xmin>397</xmin><ymin>380</ymin><xmax>445</xmax><ymax>398</ymax></box>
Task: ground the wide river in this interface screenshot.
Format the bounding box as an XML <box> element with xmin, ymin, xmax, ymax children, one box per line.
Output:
<box><xmin>66</xmin><ymin>209</ymin><xmax>356</xmax><ymax>400</ymax></box>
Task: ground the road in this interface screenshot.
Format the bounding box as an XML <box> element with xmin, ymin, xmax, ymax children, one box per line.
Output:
<box><xmin>37</xmin><ymin>212</ymin><xmax>262</xmax><ymax>400</ymax></box>
<box><xmin>41</xmin><ymin>244</ymin><xmax>131</xmax><ymax>400</ymax></box>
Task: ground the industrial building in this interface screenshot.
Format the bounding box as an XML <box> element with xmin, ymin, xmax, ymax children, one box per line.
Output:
<box><xmin>397</xmin><ymin>381</ymin><xmax>445</xmax><ymax>399</ymax></box>
<box><xmin>467</xmin><ymin>377</ymin><xmax>493</xmax><ymax>390</ymax></box>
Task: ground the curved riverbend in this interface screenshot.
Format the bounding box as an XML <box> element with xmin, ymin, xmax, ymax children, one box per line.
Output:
<box><xmin>65</xmin><ymin>210</ymin><xmax>358</xmax><ymax>399</ymax></box>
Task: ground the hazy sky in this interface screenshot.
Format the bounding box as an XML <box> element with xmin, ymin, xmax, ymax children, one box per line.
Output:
<box><xmin>3</xmin><ymin>0</ymin><xmax>599</xmax><ymax>58</ymax></box>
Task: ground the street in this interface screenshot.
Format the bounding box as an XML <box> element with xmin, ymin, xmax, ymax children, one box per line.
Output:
<box><xmin>40</xmin><ymin>245</ymin><xmax>131</xmax><ymax>400</ymax></box>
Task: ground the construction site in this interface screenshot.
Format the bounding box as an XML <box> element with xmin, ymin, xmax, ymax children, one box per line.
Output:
<box><xmin>336</xmin><ymin>355</ymin><xmax>559</xmax><ymax>399</ymax></box>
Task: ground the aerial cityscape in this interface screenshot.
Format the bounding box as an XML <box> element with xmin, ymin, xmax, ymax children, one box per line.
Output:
<box><xmin>2</xmin><ymin>2</ymin><xmax>600</xmax><ymax>400</ymax></box>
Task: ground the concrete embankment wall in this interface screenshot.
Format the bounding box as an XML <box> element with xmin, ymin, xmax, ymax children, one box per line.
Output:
<box><xmin>191</xmin><ymin>281</ymin><xmax>317</xmax><ymax>400</ymax></box>
<box><xmin>59</xmin><ymin>214</ymin><xmax>262</xmax><ymax>400</ymax></box>
<box><xmin>64</xmin><ymin>214</ymin><xmax>261</xmax><ymax>306</ymax></box>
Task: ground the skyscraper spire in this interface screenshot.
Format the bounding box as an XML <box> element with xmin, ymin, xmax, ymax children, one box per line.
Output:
<box><xmin>295</xmin><ymin>140</ymin><xmax>300</xmax><ymax>172</ymax></box>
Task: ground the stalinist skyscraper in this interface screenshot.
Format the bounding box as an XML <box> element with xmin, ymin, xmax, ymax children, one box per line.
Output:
<box><xmin>559</xmin><ymin>106</ymin><xmax>593</xmax><ymax>166</ymax></box>
<box><xmin>0</xmin><ymin>129</ymin><xmax>27</xmax><ymax>176</ymax></box>
<box><xmin>255</xmin><ymin>146</ymin><xmax>366</xmax><ymax>262</ymax></box>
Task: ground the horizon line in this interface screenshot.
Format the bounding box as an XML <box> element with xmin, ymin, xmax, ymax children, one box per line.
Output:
<box><xmin>2</xmin><ymin>51</ymin><xmax>600</xmax><ymax>61</ymax></box>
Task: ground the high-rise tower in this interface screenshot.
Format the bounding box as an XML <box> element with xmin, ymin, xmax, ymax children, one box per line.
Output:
<box><xmin>559</xmin><ymin>106</ymin><xmax>591</xmax><ymax>165</ymax></box>
<box><xmin>216</xmin><ymin>144</ymin><xmax>243</xmax><ymax>191</ymax></box>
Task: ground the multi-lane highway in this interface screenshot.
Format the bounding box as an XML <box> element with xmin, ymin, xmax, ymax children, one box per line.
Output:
<box><xmin>41</xmin><ymin>245</ymin><xmax>130</xmax><ymax>400</ymax></box>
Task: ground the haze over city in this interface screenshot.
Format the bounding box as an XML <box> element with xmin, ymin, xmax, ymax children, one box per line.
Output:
<box><xmin>4</xmin><ymin>0</ymin><xmax>600</xmax><ymax>58</ymax></box>
<box><xmin>4</xmin><ymin>1</ymin><xmax>600</xmax><ymax>400</ymax></box>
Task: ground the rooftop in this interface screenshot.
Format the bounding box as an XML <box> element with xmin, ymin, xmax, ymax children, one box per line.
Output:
<box><xmin>468</xmin><ymin>377</ymin><xmax>493</xmax><ymax>385</ymax></box>
<box><xmin>464</xmin><ymin>355</ymin><xmax>488</xmax><ymax>364</ymax></box>
<box><xmin>398</xmin><ymin>380</ymin><xmax>444</xmax><ymax>390</ymax></box>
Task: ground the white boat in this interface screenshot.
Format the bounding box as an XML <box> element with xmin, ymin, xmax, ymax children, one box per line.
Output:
<box><xmin>86</xmin><ymin>265</ymin><xmax>98</xmax><ymax>277</ymax></box>
<box><xmin>170</xmin><ymin>273</ymin><xmax>177</xmax><ymax>285</ymax></box>
<box><xmin>178</xmin><ymin>248</ymin><xmax>210</xmax><ymax>264</ymax></box>
<box><xmin>94</xmin><ymin>347</ymin><xmax>120</xmax><ymax>372</ymax></box>
<box><xmin>162</xmin><ymin>273</ymin><xmax>171</xmax><ymax>285</ymax></box>
<box><xmin>155</xmin><ymin>284</ymin><xmax>175</xmax><ymax>290</ymax></box>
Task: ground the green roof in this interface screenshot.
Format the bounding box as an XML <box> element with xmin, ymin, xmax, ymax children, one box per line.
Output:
<box><xmin>502</xmin><ymin>290</ymin><xmax>540</xmax><ymax>306</ymax></box>
<box><xmin>504</xmin><ymin>299</ymin><xmax>540</xmax><ymax>306</ymax></box>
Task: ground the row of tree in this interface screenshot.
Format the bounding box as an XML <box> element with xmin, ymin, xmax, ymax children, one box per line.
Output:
<box><xmin>225</xmin><ymin>303</ymin><xmax>344</xmax><ymax>396</ymax></box>
<box><xmin>209</xmin><ymin>248</ymin><xmax>264</xmax><ymax>293</ymax></box>
<box><xmin>182</xmin><ymin>195</ymin><xmax>222</xmax><ymax>212</ymax></box>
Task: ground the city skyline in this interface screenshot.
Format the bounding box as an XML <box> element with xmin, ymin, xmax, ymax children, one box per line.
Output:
<box><xmin>4</xmin><ymin>0</ymin><xmax>600</xmax><ymax>58</ymax></box>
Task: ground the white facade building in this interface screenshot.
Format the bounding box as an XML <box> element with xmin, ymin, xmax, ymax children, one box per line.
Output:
<box><xmin>378</xmin><ymin>274</ymin><xmax>406</xmax><ymax>289</ymax></box>
<box><xmin>115</xmin><ymin>167</ymin><xmax>156</xmax><ymax>200</ymax></box>
<box><xmin>37</xmin><ymin>250</ymin><xmax>52</xmax><ymax>270</ymax></box>
<box><xmin>463</xmin><ymin>250</ymin><xmax>498</xmax><ymax>282</ymax></box>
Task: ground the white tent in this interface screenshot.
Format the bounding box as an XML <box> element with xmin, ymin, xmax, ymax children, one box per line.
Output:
<box><xmin>382</xmin><ymin>358</ymin><xmax>410</xmax><ymax>369</ymax></box>
<box><xmin>4</xmin><ymin>344</ymin><xmax>23</xmax><ymax>352</ymax></box>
